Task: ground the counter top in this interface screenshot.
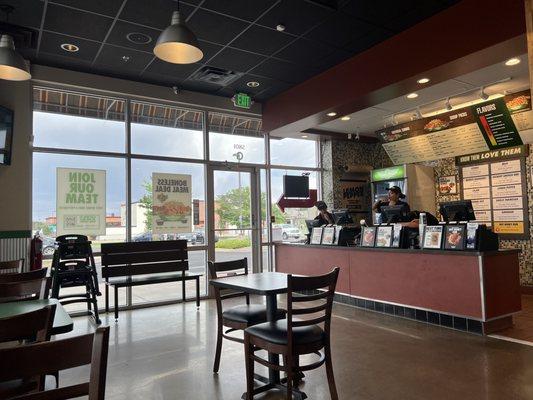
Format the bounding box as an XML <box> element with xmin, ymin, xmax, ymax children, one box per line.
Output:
<box><xmin>273</xmin><ymin>242</ymin><xmax>519</xmax><ymax>257</ymax></box>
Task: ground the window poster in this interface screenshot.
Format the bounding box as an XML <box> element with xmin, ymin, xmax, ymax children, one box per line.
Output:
<box><xmin>457</xmin><ymin>145</ymin><xmax>529</xmax><ymax>238</ymax></box>
<box><xmin>438</xmin><ymin>176</ymin><xmax>457</xmax><ymax>194</ymax></box>
<box><xmin>152</xmin><ymin>173</ymin><xmax>192</xmax><ymax>234</ymax></box>
<box><xmin>56</xmin><ymin>168</ymin><xmax>106</xmax><ymax>236</ymax></box>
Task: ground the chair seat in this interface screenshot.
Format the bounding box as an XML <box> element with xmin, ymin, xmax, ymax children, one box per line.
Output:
<box><xmin>245</xmin><ymin>320</ymin><xmax>324</xmax><ymax>345</ymax></box>
<box><xmin>223</xmin><ymin>304</ymin><xmax>285</xmax><ymax>325</ymax></box>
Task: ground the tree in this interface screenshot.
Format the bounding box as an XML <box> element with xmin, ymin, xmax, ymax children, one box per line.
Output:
<box><xmin>138</xmin><ymin>180</ymin><xmax>153</xmax><ymax>231</ymax></box>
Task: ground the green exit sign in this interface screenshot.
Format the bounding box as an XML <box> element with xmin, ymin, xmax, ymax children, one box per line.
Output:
<box><xmin>232</xmin><ymin>92</ymin><xmax>252</xmax><ymax>109</ymax></box>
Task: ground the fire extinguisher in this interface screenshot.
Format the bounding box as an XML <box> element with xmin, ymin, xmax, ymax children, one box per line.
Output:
<box><xmin>30</xmin><ymin>234</ymin><xmax>43</xmax><ymax>271</ymax></box>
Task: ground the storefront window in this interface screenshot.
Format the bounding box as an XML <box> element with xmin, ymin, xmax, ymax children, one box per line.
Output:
<box><xmin>270</xmin><ymin>137</ymin><xmax>317</xmax><ymax>167</ymax></box>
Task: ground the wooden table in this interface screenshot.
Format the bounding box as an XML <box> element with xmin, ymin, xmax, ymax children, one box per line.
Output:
<box><xmin>0</xmin><ymin>298</ymin><xmax>74</xmax><ymax>335</ymax></box>
<box><xmin>210</xmin><ymin>272</ymin><xmax>306</xmax><ymax>400</ymax></box>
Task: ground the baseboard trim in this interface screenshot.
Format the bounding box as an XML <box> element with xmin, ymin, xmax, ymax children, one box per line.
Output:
<box><xmin>521</xmin><ymin>285</ymin><xmax>533</xmax><ymax>295</ymax></box>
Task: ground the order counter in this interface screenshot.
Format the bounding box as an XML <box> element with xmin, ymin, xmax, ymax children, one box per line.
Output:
<box><xmin>275</xmin><ymin>243</ymin><xmax>521</xmax><ymax>334</ymax></box>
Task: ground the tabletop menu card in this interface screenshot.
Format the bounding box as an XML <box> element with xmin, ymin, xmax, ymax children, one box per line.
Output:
<box><xmin>376</xmin><ymin>90</ymin><xmax>531</xmax><ymax>165</ymax></box>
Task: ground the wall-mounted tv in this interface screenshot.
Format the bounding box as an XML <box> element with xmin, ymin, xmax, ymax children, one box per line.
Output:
<box><xmin>283</xmin><ymin>175</ymin><xmax>309</xmax><ymax>198</ymax></box>
<box><xmin>0</xmin><ymin>105</ymin><xmax>14</xmax><ymax>166</ymax></box>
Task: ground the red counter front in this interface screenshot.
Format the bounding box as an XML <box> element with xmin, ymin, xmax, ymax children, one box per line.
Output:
<box><xmin>275</xmin><ymin>243</ymin><xmax>521</xmax><ymax>333</ymax></box>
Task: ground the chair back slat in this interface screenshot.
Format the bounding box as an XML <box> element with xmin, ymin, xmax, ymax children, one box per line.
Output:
<box><xmin>0</xmin><ymin>268</ymin><xmax>47</xmax><ymax>283</ymax></box>
<box><xmin>0</xmin><ymin>304</ymin><xmax>56</xmax><ymax>343</ymax></box>
<box><xmin>0</xmin><ymin>327</ymin><xmax>110</xmax><ymax>400</ymax></box>
<box><xmin>0</xmin><ymin>278</ymin><xmax>49</xmax><ymax>303</ymax></box>
<box><xmin>287</xmin><ymin>268</ymin><xmax>339</xmax><ymax>342</ymax></box>
<box><xmin>208</xmin><ymin>258</ymin><xmax>249</xmax><ymax>310</ymax></box>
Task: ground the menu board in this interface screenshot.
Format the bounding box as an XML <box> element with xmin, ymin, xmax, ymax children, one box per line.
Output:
<box><xmin>456</xmin><ymin>145</ymin><xmax>529</xmax><ymax>239</ymax></box>
<box><xmin>377</xmin><ymin>91</ymin><xmax>531</xmax><ymax>165</ymax></box>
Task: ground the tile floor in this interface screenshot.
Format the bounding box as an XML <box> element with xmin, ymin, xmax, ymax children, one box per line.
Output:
<box><xmin>58</xmin><ymin>297</ymin><xmax>533</xmax><ymax>400</ymax></box>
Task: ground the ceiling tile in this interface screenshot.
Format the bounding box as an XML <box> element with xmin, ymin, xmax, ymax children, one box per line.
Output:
<box><xmin>257</xmin><ymin>0</ymin><xmax>334</xmax><ymax>36</ymax></box>
<box><xmin>344</xmin><ymin>28</ymin><xmax>395</xmax><ymax>54</ymax></box>
<box><xmin>143</xmin><ymin>59</ymin><xmax>200</xmax><ymax>81</ymax></box>
<box><xmin>196</xmin><ymin>40</ymin><xmax>225</xmax><ymax>62</ymax></box>
<box><xmin>275</xmin><ymin>38</ymin><xmax>336</xmax><ymax>66</ymax></box>
<box><xmin>209</xmin><ymin>48</ymin><xmax>266</xmax><ymax>73</ymax></box>
<box><xmin>341</xmin><ymin>0</ymin><xmax>419</xmax><ymax>26</ymax></box>
<box><xmin>187</xmin><ymin>9</ymin><xmax>249</xmax><ymax>46</ymax></box>
<box><xmin>50</xmin><ymin>0</ymin><xmax>124</xmax><ymax>17</ymax></box>
<box><xmin>250</xmin><ymin>58</ymin><xmax>317</xmax><ymax>84</ymax></box>
<box><xmin>94</xmin><ymin>44</ymin><xmax>154</xmax><ymax>73</ymax></box>
<box><xmin>201</xmin><ymin>0</ymin><xmax>278</xmax><ymax>22</ymax></box>
<box><xmin>180</xmin><ymin>80</ymin><xmax>222</xmax><ymax>95</ymax></box>
<box><xmin>142</xmin><ymin>72</ymin><xmax>185</xmax><ymax>87</ymax></box>
<box><xmin>305</xmin><ymin>12</ymin><xmax>376</xmax><ymax>48</ymax></box>
<box><xmin>106</xmin><ymin>20</ymin><xmax>160</xmax><ymax>53</ymax></box>
<box><xmin>120</xmin><ymin>0</ymin><xmax>195</xmax><ymax>30</ymax></box>
<box><xmin>254</xmin><ymin>82</ymin><xmax>291</xmax><ymax>101</ymax></box>
<box><xmin>38</xmin><ymin>31</ymin><xmax>101</xmax><ymax>62</ymax></box>
<box><xmin>226</xmin><ymin>74</ymin><xmax>281</xmax><ymax>95</ymax></box>
<box><xmin>230</xmin><ymin>25</ymin><xmax>294</xmax><ymax>56</ymax></box>
<box><xmin>386</xmin><ymin>1</ymin><xmax>458</xmax><ymax>33</ymax></box>
<box><xmin>43</xmin><ymin>4</ymin><xmax>114</xmax><ymax>41</ymax></box>
<box><xmin>34</xmin><ymin>52</ymin><xmax>94</xmax><ymax>72</ymax></box>
<box><xmin>314</xmin><ymin>48</ymin><xmax>352</xmax><ymax>71</ymax></box>
<box><xmin>1</xmin><ymin>0</ymin><xmax>44</xmax><ymax>29</ymax></box>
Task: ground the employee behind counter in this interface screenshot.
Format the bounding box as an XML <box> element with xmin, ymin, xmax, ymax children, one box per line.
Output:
<box><xmin>314</xmin><ymin>201</ymin><xmax>334</xmax><ymax>225</ymax></box>
<box><xmin>372</xmin><ymin>186</ymin><xmax>411</xmax><ymax>218</ymax></box>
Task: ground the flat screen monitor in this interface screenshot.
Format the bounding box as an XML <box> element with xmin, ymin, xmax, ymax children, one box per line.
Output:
<box><xmin>439</xmin><ymin>200</ymin><xmax>476</xmax><ymax>222</ymax></box>
<box><xmin>381</xmin><ymin>204</ymin><xmax>410</xmax><ymax>223</ymax></box>
<box><xmin>283</xmin><ymin>175</ymin><xmax>309</xmax><ymax>198</ymax></box>
<box><xmin>332</xmin><ymin>209</ymin><xmax>354</xmax><ymax>225</ymax></box>
<box><xmin>0</xmin><ymin>105</ymin><xmax>14</xmax><ymax>166</ymax></box>
<box><xmin>305</xmin><ymin>219</ymin><xmax>322</xmax><ymax>233</ymax></box>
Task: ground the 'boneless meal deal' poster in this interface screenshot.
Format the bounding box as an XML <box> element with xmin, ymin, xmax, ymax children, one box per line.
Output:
<box><xmin>56</xmin><ymin>168</ymin><xmax>106</xmax><ymax>236</ymax></box>
<box><xmin>152</xmin><ymin>173</ymin><xmax>192</xmax><ymax>234</ymax></box>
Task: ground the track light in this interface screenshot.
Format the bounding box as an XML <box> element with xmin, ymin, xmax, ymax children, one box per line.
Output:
<box><xmin>0</xmin><ymin>34</ymin><xmax>31</xmax><ymax>81</ymax></box>
<box><xmin>480</xmin><ymin>87</ymin><xmax>489</xmax><ymax>101</ymax></box>
<box><xmin>445</xmin><ymin>97</ymin><xmax>452</xmax><ymax>111</ymax></box>
<box><xmin>154</xmin><ymin>3</ymin><xmax>203</xmax><ymax>64</ymax></box>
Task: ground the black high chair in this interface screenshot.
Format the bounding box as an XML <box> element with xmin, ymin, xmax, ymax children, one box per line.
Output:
<box><xmin>51</xmin><ymin>234</ymin><xmax>101</xmax><ymax>324</ymax></box>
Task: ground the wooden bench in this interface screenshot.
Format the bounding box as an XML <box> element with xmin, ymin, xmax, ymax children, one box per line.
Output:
<box><xmin>101</xmin><ymin>240</ymin><xmax>202</xmax><ymax>319</ymax></box>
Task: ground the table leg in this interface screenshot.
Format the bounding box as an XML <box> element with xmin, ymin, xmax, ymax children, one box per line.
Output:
<box><xmin>265</xmin><ymin>293</ymin><xmax>280</xmax><ymax>384</ymax></box>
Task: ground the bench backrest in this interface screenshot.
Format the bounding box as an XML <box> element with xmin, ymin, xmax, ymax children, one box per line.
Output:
<box><xmin>100</xmin><ymin>240</ymin><xmax>188</xmax><ymax>279</ymax></box>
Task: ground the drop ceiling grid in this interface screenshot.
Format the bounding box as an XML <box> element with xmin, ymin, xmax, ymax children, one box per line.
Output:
<box><xmin>8</xmin><ymin>0</ymin><xmax>459</xmax><ymax>101</ymax></box>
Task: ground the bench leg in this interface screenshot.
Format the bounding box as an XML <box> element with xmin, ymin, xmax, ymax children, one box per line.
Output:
<box><xmin>105</xmin><ymin>284</ymin><xmax>109</xmax><ymax>313</ymax></box>
<box><xmin>114</xmin><ymin>286</ymin><xmax>119</xmax><ymax>320</ymax></box>
<box><xmin>182</xmin><ymin>279</ymin><xmax>186</xmax><ymax>302</ymax></box>
<box><xmin>196</xmin><ymin>277</ymin><xmax>200</xmax><ymax>308</ymax></box>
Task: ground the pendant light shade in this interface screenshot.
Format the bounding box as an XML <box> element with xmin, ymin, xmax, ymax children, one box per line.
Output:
<box><xmin>154</xmin><ymin>11</ymin><xmax>203</xmax><ymax>64</ymax></box>
<box><xmin>0</xmin><ymin>34</ymin><xmax>31</xmax><ymax>81</ymax></box>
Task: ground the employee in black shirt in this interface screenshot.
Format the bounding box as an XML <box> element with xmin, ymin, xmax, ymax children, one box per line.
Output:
<box><xmin>372</xmin><ymin>186</ymin><xmax>411</xmax><ymax>214</ymax></box>
<box><xmin>314</xmin><ymin>201</ymin><xmax>334</xmax><ymax>226</ymax></box>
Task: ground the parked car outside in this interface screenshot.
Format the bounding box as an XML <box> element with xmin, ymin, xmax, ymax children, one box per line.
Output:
<box><xmin>132</xmin><ymin>232</ymin><xmax>153</xmax><ymax>242</ymax></box>
<box><xmin>278</xmin><ymin>224</ymin><xmax>302</xmax><ymax>241</ymax></box>
<box><xmin>42</xmin><ymin>236</ymin><xmax>56</xmax><ymax>256</ymax></box>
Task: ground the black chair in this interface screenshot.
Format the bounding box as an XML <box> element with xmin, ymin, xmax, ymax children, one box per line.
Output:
<box><xmin>244</xmin><ymin>268</ymin><xmax>340</xmax><ymax>400</ymax></box>
<box><xmin>208</xmin><ymin>258</ymin><xmax>285</xmax><ymax>373</ymax></box>
<box><xmin>51</xmin><ymin>235</ymin><xmax>101</xmax><ymax>324</ymax></box>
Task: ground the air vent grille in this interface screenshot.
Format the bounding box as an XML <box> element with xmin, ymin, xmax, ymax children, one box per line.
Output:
<box><xmin>189</xmin><ymin>66</ymin><xmax>243</xmax><ymax>86</ymax></box>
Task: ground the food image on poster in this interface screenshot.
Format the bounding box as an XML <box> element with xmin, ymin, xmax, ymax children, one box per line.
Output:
<box><xmin>360</xmin><ymin>226</ymin><xmax>376</xmax><ymax>247</ymax></box>
<box><xmin>462</xmin><ymin>164</ymin><xmax>489</xmax><ymax>178</ymax></box>
<box><xmin>463</xmin><ymin>176</ymin><xmax>490</xmax><ymax>189</ymax></box>
<box><xmin>463</xmin><ymin>187</ymin><xmax>491</xmax><ymax>200</ymax></box>
<box><xmin>493</xmin><ymin>209</ymin><xmax>524</xmax><ymax>222</ymax></box>
<box><xmin>152</xmin><ymin>173</ymin><xmax>192</xmax><ymax>234</ymax></box>
<box><xmin>310</xmin><ymin>227</ymin><xmax>323</xmax><ymax>245</ymax></box>
<box><xmin>491</xmin><ymin>159</ymin><xmax>521</xmax><ymax>174</ymax></box>
<box><xmin>321</xmin><ymin>226</ymin><xmax>335</xmax><ymax>245</ymax></box>
<box><xmin>375</xmin><ymin>226</ymin><xmax>393</xmax><ymax>247</ymax></box>
<box><xmin>391</xmin><ymin>224</ymin><xmax>402</xmax><ymax>247</ymax></box>
<box><xmin>444</xmin><ymin>225</ymin><xmax>466</xmax><ymax>250</ymax></box>
<box><xmin>438</xmin><ymin>176</ymin><xmax>457</xmax><ymax>194</ymax></box>
<box><xmin>491</xmin><ymin>184</ymin><xmax>522</xmax><ymax>198</ymax></box>
<box><xmin>422</xmin><ymin>225</ymin><xmax>444</xmax><ymax>249</ymax></box>
<box><xmin>491</xmin><ymin>171</ymin><xmax>521</xmax><ymax>186</ymax></box>
<box><xmin>470</xmin><ymin>198</ymin><xmax>491</xmax><ymax>210</ymax></box>
<box><xmin>492</xmin><ymin>196</ymin><xmax>523</xmax><ymax>210</ymax></box>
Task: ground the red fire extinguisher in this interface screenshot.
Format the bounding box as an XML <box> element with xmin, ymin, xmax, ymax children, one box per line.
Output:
<box><xmin>30</xmin><ymin>234</ymin><xmax>43</xmax><ymax>271</ymax></box>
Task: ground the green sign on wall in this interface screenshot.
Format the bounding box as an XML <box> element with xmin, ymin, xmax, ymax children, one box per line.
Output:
<box><xmin>371</xmin><ymin>165</ymin><xmax>406</xmax><ymax>182</ymax></box>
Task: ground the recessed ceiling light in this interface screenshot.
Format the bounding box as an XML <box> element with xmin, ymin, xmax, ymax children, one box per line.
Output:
<box><xmin>276</xmin><ymin>24</ymin><xmax>286</xmax><ymax>32</ymax></box>
<box><xmin>406</xmin><ymin>93</ymin><xmax>418</xmax><ymax>99</ymax></box>
<box><xmin>417</xmin><ymin>78</ymin><xmax>430</xmax><ymax>84</ymax></box>
<box><xmin>247</xmin><ymin>81</ymin><xmax>260</xmax><ymax>88</ymax></box>
<box><xmin>505</xmin><ymin>57</ymin><xmax>520</xmax><ymax>66</ymax></box>
<box><xmin>340</xmin><ymin>116</ymin><xmax>350</xmax><ymax>121</ymax></box>
<box><xmin>61</xmin><ymin>43</ymin><xmax>79</xmax><ymax>52</ymax></box>
<box><xmin>126</xmin><ymin>32</ymin><xmax>152</xmax><ymax>45</ymax></box>
<box><xmin>122</xmin><ymin>55</ymin><xmax>131</xmax><ymax>62</ymax></box>
<box><xmin>326</xmin><ymin>112</ymin><xmax>337</xmax><ymax>117</ymax></box>
<box><xmin>301</xmin><ymin>135</ymin><xmax>308</xmax><ymax>138</ymax></box>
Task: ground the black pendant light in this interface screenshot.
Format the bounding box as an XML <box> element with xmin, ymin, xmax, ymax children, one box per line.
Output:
<box><xmin>0</xmin><ymin>34</ymin><xmax>31</xmax><ymax>81</ymax></box>
<box><xmin>154</xmin><ymin>2</ymin><xmax>203</xmax><ymax>64</ymax></box>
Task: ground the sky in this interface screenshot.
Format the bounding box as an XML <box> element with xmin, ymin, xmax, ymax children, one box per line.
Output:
<box><xmin>32</xmin><ymin>112</ymin><xmax>318</xmax><ymax>221</ymax></box>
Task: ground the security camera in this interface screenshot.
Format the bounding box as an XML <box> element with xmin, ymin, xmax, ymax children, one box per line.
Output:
<box><xmin>172</xmin><ymin>86</ymin><xmax>180</xmax><ymax>95</ymax></box>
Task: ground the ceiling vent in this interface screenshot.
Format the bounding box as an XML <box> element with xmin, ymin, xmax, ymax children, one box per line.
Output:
<box><xmin>190</xmin><ymin>66</ymin><xmax>242</xmax><ymax>86</ymax></box>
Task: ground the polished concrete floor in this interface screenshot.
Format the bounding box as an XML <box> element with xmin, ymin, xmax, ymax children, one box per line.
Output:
<box><xmin>497</xmin><ymin>295</ymin><xmax>533</xmax><ymax>344</ymax></box>
<box><xmin>59</xmin><ymin>298</ymin><xmax>533</xmax><ymax>400</ymax></box>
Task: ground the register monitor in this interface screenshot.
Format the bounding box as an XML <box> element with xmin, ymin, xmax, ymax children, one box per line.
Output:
<box><xmin>332</xmin><ymin>209</ymin><xmax>354</xmax><ymax>225</ymax></box>
<box><xmin>439</xmin><ymin>200</ymin><xmax>476</xmax><ymax>222</ymax></box>
<box><xmin>381</xmin><ymin>204</ymin><xmax>410</xmax><ymax>223</ymax></box>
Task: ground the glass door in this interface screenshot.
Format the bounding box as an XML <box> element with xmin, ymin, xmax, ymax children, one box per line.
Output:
<box><xmin>207</xmin><ymin>166</ymin><xmax>262</xmax><ymax>273</ymax></box>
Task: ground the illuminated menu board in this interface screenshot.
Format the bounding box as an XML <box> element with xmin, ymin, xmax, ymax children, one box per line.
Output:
<box><xmin>377</xmin><ymin>91</ymin><xmax>531</xmax><ymax>165</ymax></box>
<box><xmin>456</xmin><ymin>146</ymin><xmax>529</xmax><ymax>239</ymax></box>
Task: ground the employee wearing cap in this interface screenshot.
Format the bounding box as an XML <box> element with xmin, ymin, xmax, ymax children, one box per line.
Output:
<box><xmin>314</xmin><ymin>201</ymin><xmax>334</xmax><ymax>226</ymax></box>
<box><xmin>372</xmin><ymin>186</ymin><xmax>411</xmax><ymax>214</ymax></box>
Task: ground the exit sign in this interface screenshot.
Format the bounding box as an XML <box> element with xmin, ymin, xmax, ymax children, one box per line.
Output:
<box><xmin>232</xmin><ymin>92</ymin><xmax>252</xmax><ymax>109</ymax></box>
